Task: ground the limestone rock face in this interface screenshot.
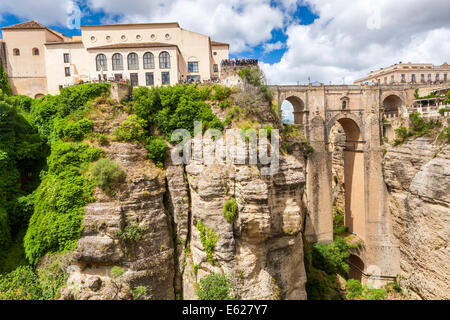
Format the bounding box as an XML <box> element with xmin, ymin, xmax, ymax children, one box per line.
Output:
<box><xmin>181</xmin><ymin>153</ymin><xmax>308</xmax><ymax>300</ymax></box>
<box><xmin>384</xmin><ymin>138</ymin><xmax>450</xmax><ymax>300</ymax></box>
<box><xmin>69</xmin><ymin>142</ymin><xmax>174</xmax><ymax>300</ymax></box>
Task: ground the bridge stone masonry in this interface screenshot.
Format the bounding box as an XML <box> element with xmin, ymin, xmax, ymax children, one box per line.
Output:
<box><xmin>268</xmin><ymin>82</ymin><xmax>447</xmax><ymax>285</ymax></box>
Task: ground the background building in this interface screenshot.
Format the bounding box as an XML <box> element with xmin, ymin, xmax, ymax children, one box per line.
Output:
<box><xmin>355</xmin><ymin>62</ymin><xmax>450</xmax><ymax>85</ymax></box>
<box><xmin>0</xmin><ymin>20</ymin><xmax>229</xmax><ymax>97</ymax></box>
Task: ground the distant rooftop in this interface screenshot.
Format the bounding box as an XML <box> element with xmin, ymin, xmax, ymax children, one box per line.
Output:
<box><xmin>86</xmin><ymin>42</ymin><xmax>179</xmax><ymax>51</ymax></box>
<box><xmin>81</xmin><ymin>22</ymin><xmax>180</xmax><ymax>28</ymax></box>
<box><xmin>211</xmin><ymin>41</ymin><xmax>230</xmax><ymax>47</ymax></box>
<box><xmin>2</xmin><ymin>20</ymin><xmax>71</xmax><ymax>40</ymax></box>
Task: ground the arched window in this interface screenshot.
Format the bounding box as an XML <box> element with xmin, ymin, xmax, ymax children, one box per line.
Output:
<box><xmin>112</xmin><ymin>53</ymin><xmax>123</xmax><ymax>71</ymax></box>
<box><xmin>128</xmin><ymin>52</ymin><xmax>139</xmax><ymax>70</ymax></box>
<box><xmin>159</xmin><ymin>51</ymin><xmax>170</xmax><ymax>69</ymax></box>
<box><xmin>143</xmin><ymin>52</ymin><xmax>154</xmax><ymax>69</ymax></box>
<box><xmin>96</xmin><ymin>54</ymin><xmax>107</xmax><ymax>71</ymax></box>
<box><xmin>13</xmin><ymin>48</ymin><xmax>20</xmax><ymax>56</ymax></box>
<box><xmin>32</xmin><ymin>48</ymin><xmax>39</xmax><ymax>56</ymax></box>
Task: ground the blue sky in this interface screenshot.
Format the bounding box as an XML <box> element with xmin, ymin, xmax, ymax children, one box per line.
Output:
<box><xmin>1</xmin><ymin>0</ymin><xmax>449</xmax><ymax>85</ymax></box>
<box><xmin>0</xmin><ymin>1</ymin><xmax>318</xmax><ymax>65</ymax></box>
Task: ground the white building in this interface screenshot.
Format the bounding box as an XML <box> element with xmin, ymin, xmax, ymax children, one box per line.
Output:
<box><xmin>0</xmin><ymin>20</ymin><xmax>230</xmax><ymax>97</ymax></box>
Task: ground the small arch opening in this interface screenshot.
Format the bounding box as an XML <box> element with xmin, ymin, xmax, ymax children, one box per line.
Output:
<box><xmin>13</xmin><ymin>48</ymin><xmax>20</xmax><ymax>56</ymax></box>
<box><xmin>383</xmin><ymin>95</ymin><xmax>402</xmax><ymax>116</ymax></box>
<box><xmin>347</xmin><ymin>254</ymin><xmax>365</xmax><ymax>282</ymax></box>
<box><xmin>32</xmin><ymin>48</ymin><xmax>40</xmax><ymax>56</ymax></box>
<box><xmin>281</xmin><ymin>96</ymin><xmax>305</xmax><ymax>125</ymax></box>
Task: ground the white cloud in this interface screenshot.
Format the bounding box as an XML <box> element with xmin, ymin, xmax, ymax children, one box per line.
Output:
<box><xmin>1</xmin><ymin>0</ymin><xmax>448</xmax><ymax>85</ymax></box>
<box><xmin>263</xmin><ymin>41</ymin><xmax>285</xmax><ymax>53</ymax></box>
<box><xmin>0</xmin><ymin>0</ymin><xmax>75</xmax><ymax>26</ymax></box>
<box><xmin>86</xmin><ymin>0</ymin><xmax>286</xmax><ymax>53</ymax></box>
<box><xmin>261</xmin><ymin>0</ymin><xmax>450</xmax><ymax>84</ymax></box>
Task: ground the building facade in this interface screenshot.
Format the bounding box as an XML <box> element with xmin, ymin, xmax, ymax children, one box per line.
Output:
<box><xmin>1</xmin><ymin>21</ymin><xmax>229</xmax><ymax>97</ymax></box>
<box><xmin>354</xmin><ymin>62</ymin><xmax>450</xmax><ymax>85</ymax></box>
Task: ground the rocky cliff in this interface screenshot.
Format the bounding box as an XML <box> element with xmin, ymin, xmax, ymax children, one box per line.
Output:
<box><xmin>63</xmin><ymin>86</ymin><xmax>308</xmax><ymax>300</ymax></box>
<box><xmin>384</xmin><ymin>137</ymin><xmax>450</xmax><ymax>300</ymax></box>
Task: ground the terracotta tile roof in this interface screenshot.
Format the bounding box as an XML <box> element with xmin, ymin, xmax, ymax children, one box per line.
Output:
<box><xmin>82</xmin><ymin>22</ymin><xmax>180</xmax><ymax>28</ymax></box>
<box><xmin>211</xmin><ymin>41</ymin><xmax>229</xmax><ymax>47</ymax></box>
<box><xmin>87</xmin><ymin>42</ymin><xmax>179</xmax><ymax>50</ymax></box>
<box><xmin>45</xmin><ymin>41</ymin><xmax>83</xmax><ymax>46</ymax></box>
<box><xmin>2</xmin><ymin>20</ymin><xmax>46</xmax><ymax>30</ymax></box>
<box><xmin>2</xmin><ymin>20</ymin><xmax>69</xmax><ymax>41</ymax></box>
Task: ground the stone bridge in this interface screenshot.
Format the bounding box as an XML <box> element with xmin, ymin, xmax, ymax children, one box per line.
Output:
<box><xmin>268</xmin><ymin>83</ymin><xmax>429</xmax><ymax>284</ymax></box>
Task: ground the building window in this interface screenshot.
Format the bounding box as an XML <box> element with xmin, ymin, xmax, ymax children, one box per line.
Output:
<box><xmin>187</xmin><ymin>75</ymin><xmax>201</xmax><ymax>83</ymax></box>
<box><xmin>114</xmin><ymin>74</ymin><xmax>123</xmax><ymax>82</ymax></box>
<box><xmin>214</xmin><ymin>64</ymin><xmax>219</xmax><ymax>73</ymax></box>
<box><xmin>401</xmin><ymin>74</ymin><xmax>406</xmax><ymax>82</ymax></box>
<box><xmin>411</xmin><ymin>74</ymin><xmax>416</xmax><ymax>83</ymax></box>
<box><xmin>65</xmin><ymin>67</ymin><xmax>71</xmax><ymax>77</ymax></box>
<box><xmin>435</xmin><ymin>74</ymin><xmax>440</xmax><ymax>82</ymax></box>
<box><xmin>213</xmin><ymin>52</ymin><xmax>217</xmax><ymax>56</ymax></box>
<box><xmin>391</xmin><ymin>75</ymin><xmax>394</xmax><ymax>83</ymax></box>
<box><xmin>428</xmin><ymin>74</ymin><xmax>432</xmax><ymax>81</ymax></box>
<box><xmin>384</xmin><ymin>77</ymin><xmax>387</xmax><ymax>84</ymax></box>
<box><xmin>445</xmin><ymin>74</ymin><xmax>448</xmax><ymax>82</ymax></box>
<box><xmin>188</xmin><ymin>62</ymin><xmax>199</xmax><ymax>73</ymax></box>
<box><xmin>421</xmin><ymin>74</ymin><xmax>425</xmax><ymax>83</ymax></box>
<box><xmin>159</xmin><ymin>52</ymin><xmax>170</xmax><ymax>69</ymax></box>
<box><xmin>146</xmin><ymin>72</ymin><xmax>154</xmax><ymax>86</ymax></box>
<box><xmin>130</xmin><ymin>73</ymin><xmax>139</xmax><ymax>87</ymax></box>
<box><xmin>13</xmin><ymin>48</ymin><xmax>20</xmax><ymax>56</ymax></box>
<box><xmin>162</xmin><ymin>72</ymin><xmax>170</xmax><ymax>85</ymax></box>
<box><xmin>63</xmin><ymin>53</ymin><xmax>70</xmax><ymax>63</ymax></box>
<box><xmin>112</xmin><ymin>53</ymin><xmax>124</xmax><ymax>71</ymax></box>
<box><xmin>127</xmin><ymin>53</ymin><xmax>139</xmax><ymax>70</ymax></box>
<box><xmin>32</xmin><ymin>48</ymin><xmax>39</xmax><ymax>56</ymax></box>
<box><xmin>96</xmin><ymin>54</ymin><xmax>107</xmax><ymax>71</ymax></box>
<box><xmin>143</xmin><ymin>52</ymin><xmax>154</xmax><ymax>69</ymax></box>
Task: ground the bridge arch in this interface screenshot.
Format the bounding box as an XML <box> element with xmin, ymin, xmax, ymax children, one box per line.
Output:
<box><xmin>382</xmin><ymin>94</ymin><xmax>403</xmax><ymax>116</ymax></box>
<box><xmin>327</xmin><ymin>114</ymin><xmax>366</xmax><ymax>240</ymax></box>
<box><xmin>281</xmin><ymin>96</ymin><xmax>306</xmax><ymax>125</ymax></box>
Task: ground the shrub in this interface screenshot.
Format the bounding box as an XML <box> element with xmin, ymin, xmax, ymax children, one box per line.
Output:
<box><xmin>0</xmin><ymin>207</ymin><xmax>11</xmax><ymax>248</ymax></box>
<box><xmin>438</xmin><ymin>126</ymin><xmax>450</xmax><ymax>143</ymax></box>
<box><xmin>196</xmin><ymin>220</ymin><xmax>219</xmax><ymax>265</ymax></box>
<box><xmin>146</xmin><ymin>136</ymin><xmax>168</xmax><ymax>167</ymax></box>
<box><xmin>223</xmin><ymin>198</ymin><xmax>238</xmax><ymax>223</ymax></box>
<box><xmin>114</xmin><ymin>115</ymin><xmax>147</xmax><ymax>143</ymax></box>
<box><xmin>55</xmin><ymin>118</ymin><xmax>94</xmax><ymax>141</ymax></box>
<box><xmin>365</xmin><ymin>287</ymin><xmax>387</xmax><ymax>300</ymax></box>
<box><xmin>132</xmin><ymin>85</ymin><xmax>224</xmax><ymax>137</ymax></box>
<box><xmin>133</xmin><ymin>286</ymin><xmax>147</xmax><ymax>300</ymax></box>
<box><xmin>211</xmin><ymin>85</ymin><xmax>232</xmax><ymax>101</ymax></box>
<box><xmin>90</xmin><ymin>158</ymin><xmax>126</xmax><ymax>193</ymax></box>
<box><xmin>24</xmin><ymin>142</ymin><xmax>101</xmax><ymax>265</ymax></box>
<box><xmin>110</xmin><ymin>266</ymin><xmax>124</xmax><ymax>279</ymax></box>
<box><xmin>58</xmin><ymin>83</ymin><xmax>110</xmax><ymax>117</ymax></box>
<box><xmin>0</xmin><ymin>266</ymin><xmax>42</xmax><ymax>300</ymax></box>
<box><xmin>438</xmin><ymin>108</ymin><xmax>450</xmax><ymax>115</ymax></box>
<box><xmin>312</xmin><ymin>237</ymin><xmax>350</xmax><ymax>276</ymax></box>
<box><xmin>346</xmin><ymin>279</ymin><xmax>363</xmax><ymax>300</ymax></box>
<box><xmin>36</xmin><ymin>252</ymin><xmax>71</xmax><ymax>300</ymax></box>
<box><xmin>219</xmin><ymin>100</ymin><xmax>231</xmax><ymax>110</ymax></box>
<box><xmin>0</xmin><ymin>61</ymin><xmax>12</xmax><ymax>96</ymax></box>
<box><xmin>197</xmin><ymin>273</ymin><xmax>234</xmax><ymax>300</ymax></box>
<box><xmin>117</xmin><ymin>222</ymin><xmax>146</xmax><ymax>243</ymax></box>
